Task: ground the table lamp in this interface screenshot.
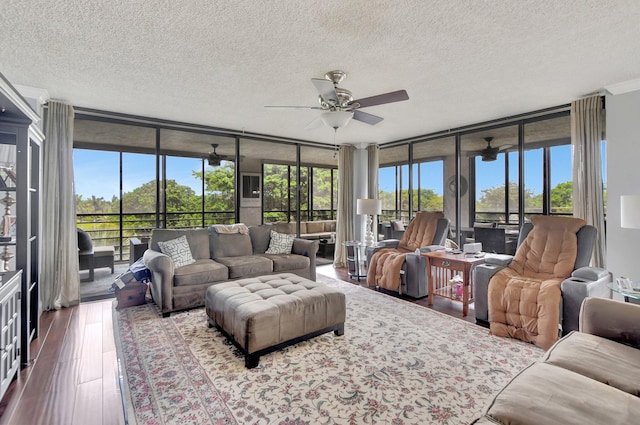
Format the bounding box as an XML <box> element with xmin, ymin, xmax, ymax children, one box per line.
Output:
<box><xmin>356</xmin><ymin>198</ymin><xmax>382</xmax><ymax>246</ymax></box>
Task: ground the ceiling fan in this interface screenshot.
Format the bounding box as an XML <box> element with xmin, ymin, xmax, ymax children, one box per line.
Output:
<box><xmin>472</xmin><ymin>137</ymin><xmax>511</xmax><ymax>162</ymax></box>
<box><xmin>265</xmin><ymin>70</ymin><xmax>409</xmax><ymax>129</ymax></box>
<box><xmin>206</xmin><ymin>144</ymin><xmax>235</xmax><ymax>166</ymax></box>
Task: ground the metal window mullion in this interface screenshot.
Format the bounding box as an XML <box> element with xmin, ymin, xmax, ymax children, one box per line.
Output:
<box><xmin>518</xmin><ymin>122</ymin><xmax>525</xmax><ymax>226</ymax></box>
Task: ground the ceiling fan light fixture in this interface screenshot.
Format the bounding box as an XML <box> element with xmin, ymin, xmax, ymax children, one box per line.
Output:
<box><xmin>320</xmin><ymin>110</ymin><xmax>353</xmax><ymax>129</ymax></box>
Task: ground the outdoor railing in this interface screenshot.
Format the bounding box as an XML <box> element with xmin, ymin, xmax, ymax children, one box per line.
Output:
<box><xmin>77</xmin><ymin>210</ymin><xmax>235</xmax><ymax>262</ymax></box>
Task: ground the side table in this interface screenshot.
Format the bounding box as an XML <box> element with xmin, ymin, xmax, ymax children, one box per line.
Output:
<box><xmin>608</xmin><ymin>284</ymin><xmax>640</xmax><ymax>304</ymax></box>
<box><xmin>423</xmin><ymin>251</ymin><xmax>485</xmax><ymax>316</ymax></box>
<box><xmin>344</xmin><ymin>241</ymin><xmax>367</xmax><ymax>281</ymax></box>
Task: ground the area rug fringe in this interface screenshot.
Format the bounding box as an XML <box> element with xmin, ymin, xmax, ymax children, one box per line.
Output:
<box><xmin>114</xmin><ymin>275</ymin><xmax>542</xmax><ymax>425</ymax></box>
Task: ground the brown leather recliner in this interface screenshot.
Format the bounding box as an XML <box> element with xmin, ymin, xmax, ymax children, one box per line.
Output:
<box><xmin>366</xmin><ymin>212</ymin><xmax>450</xmax><ymax>298</ymax></box>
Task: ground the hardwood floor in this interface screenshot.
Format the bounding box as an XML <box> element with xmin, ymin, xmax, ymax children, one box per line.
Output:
<box><xmin>0</xmin><ymin>264</ymin><xmax>478</xmax><ymax>425</ymax></box>
<box><xmin>0</xmin><ymin>300</ymin><xmax>125</xmax><ymax>425</ymax></box>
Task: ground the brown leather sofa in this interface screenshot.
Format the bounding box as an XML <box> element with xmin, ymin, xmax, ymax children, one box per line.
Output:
<box><xmin>472</xmin><ymin>297</ymin><xmax>640</xmax><ymax>424</ymax></box>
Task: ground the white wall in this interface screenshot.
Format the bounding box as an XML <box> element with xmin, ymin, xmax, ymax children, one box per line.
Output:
<box><xmin>605</xmin><ymin>89</ymin><xmax>640</xmax><ymax>279</ymax></box>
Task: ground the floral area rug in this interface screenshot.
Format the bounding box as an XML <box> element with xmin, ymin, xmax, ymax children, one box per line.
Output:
<box><xmin>114</xmin><ymin>276</ymin><xmax>542</xmax><ymax>425</ymax></box>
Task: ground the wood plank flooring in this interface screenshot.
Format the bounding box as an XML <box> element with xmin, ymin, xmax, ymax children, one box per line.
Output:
<box><xmin>0</xmin><ymin>265</ymin><xmax>477</xmax><ymax>425</ymax></box>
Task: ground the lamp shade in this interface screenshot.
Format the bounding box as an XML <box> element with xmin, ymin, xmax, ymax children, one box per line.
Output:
<box><xmin>356</xmin><ymin>198</ymin><xmax>382</xmax><ymax>215</ymax></box>
<box><xmin>320</xmin><ymin>111</ymin><xmax>353</xmax><ymax>129</ymax></box>
<box><xmin>621</xmin><ymin>195</ymin><xmax>640</xmax><ymax>229</ymax></box>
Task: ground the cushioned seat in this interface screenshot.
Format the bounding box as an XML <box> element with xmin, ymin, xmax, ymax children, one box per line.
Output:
<box><xmin>173</xmin><ymin>259</ymin><xmax>229</xmax><ymax>286</ymax></box>
<box><xmin>215</xmin><ymin>255</ymin><xmax>273</xmax><ymax>278</ymax></box>
<box><xmin>205</xmin><ymin>273</ymin><xmax>346</xmax><ymax>368</ymax></box>
<box><xmin>542</xmin><ymin>331</ymin><xmax>640</xmax><ymax>396</ymax></box>
<box><xmin>261</xmin><ymin>253</ymin><xmax>310</xmax><ymax>272</ymax></box>
<box><xmin>479</xmin><ymin>362</ymin><xmax>640</xmax><ymax>425</ymax></box>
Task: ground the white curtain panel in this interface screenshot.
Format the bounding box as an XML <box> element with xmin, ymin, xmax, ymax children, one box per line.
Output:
<box><xmin>334</xmin><ymin>145</ymin><xmax>355</xmax><ymax>268</ymax></box>
<box><xmin>42</xmin><ymin>101</ymin><xmax>79</xmax><ymax>309</ymax></box>
<box><xmin>367</xmin><ymin>144</ymin><xmax>380</xmax><ymax>240</ymax></box>
<box><xmin>571</xmin><ymin>95</ymin><xmax>606</xmax><ymax>267</ymax></box>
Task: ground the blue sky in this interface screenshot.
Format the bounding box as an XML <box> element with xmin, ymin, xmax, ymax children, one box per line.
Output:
<box><xmin>379</xmin><ymin>145</ymin><xmax>579</xmax><ymax>196</ymax></box>
<box><xmin>74</xmin><ymin>150</ymin><xmax>205</xmax><ymax>199</ymax></box>
<box><xmin>75</xmin><ymin>143</ymin><xmax>606</xmax><ymax>200</ymax></box>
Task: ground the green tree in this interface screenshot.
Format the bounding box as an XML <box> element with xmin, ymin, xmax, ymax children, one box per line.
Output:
<box><xmin>550</xmin><ymin>181</ymin><xmax>572</xmax><ymax>213</ymax></box>
<box><xmin>193</xmin><ymin>162</ymin><xmax>235</xmax><ymax>212</ymax></box>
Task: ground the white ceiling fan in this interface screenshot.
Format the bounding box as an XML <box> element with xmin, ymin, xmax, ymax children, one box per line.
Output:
<box><xmin>265</xmin><ymin>70</ymin><xmax>409</xmax><ymax>130</ymax></box>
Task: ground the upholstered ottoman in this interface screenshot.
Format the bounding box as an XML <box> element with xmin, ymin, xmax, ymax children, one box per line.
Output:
<box><xmin>205</xmin><ymin>273</ymin><xmax>346</xmax><ymax>368</ymax></box>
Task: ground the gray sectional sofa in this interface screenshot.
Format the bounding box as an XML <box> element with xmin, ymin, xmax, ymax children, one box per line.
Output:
<box><xmin>143</xmin><ymin>225</ymin><xmax>318</xmax><ymax>317</ymax></box>
<box><xmin>473</xmin><ymin>297</ymin><xmax>640</xmax><ymax>424</ymax></box>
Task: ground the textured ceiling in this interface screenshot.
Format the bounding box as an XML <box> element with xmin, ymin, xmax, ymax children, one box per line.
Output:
<box><xmin>1</xmin><ymin>1</ymin><xmax>639</xmax><ymax>147</ymax></box>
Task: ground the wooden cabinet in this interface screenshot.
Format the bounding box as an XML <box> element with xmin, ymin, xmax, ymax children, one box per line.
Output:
<box><xmin>0</xmin><ymin>270</ymin><xmax>21</xmax><ymax>399</ymax></box>
<box><xmin>0</xmin><ymin>73</ymin><xmax>43</xmax><ymax>367</ymax></box>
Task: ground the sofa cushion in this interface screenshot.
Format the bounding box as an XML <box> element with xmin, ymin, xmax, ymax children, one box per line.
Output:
<box><xmin>543</xmin><ymin>331</ymin><xmax>640</xmax><ymax>396</ymax></box>
<box><xmin>150</xmin><ymin>228</ymin><xmax>210</xmax><ymax>260</ymax></box>
<box><xmin>209</xmin><ymin>231</ymin><xmax>253</xmax><ymax>258</ymax></box>
<box><xmin>261</xmin><ymin>253</ymin><xmax>310</xmax><ymax>272</ymax></box>
<box><xmin>265</xmin><ymin>230</ymin><xmax>295</xmax><ymax>254</ymax></box>
<box><xmin>174</xmin><ymin>259</ymin><xmax>229</xmax><ymax>286</ymax></box>
<box><xmin>215</xmin><ymin>256</ymin><xmax>273</xmax><ymax>279</ymax></box>
<box><xmin>249</xmin><ymin>224</ymin><xmax>273</xmax><ymax>254</ymax></box>
<box><xmin>157</xmin><ymin>235</ymin><xmax>196</xmax><ymax>268</ymax></box>
<box><xmin>481</xmin><ymin>362</ymin><xmax>640</xmax><ymax>425</ymax></box>
<box><xmin>306</xmin><ymin>221</ymin><xmax>325</xmax><ymax>234</ymax></box>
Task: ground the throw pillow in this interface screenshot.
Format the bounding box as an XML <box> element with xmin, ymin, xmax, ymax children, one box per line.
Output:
<box><xmin>265</xmin><ymin>230</ymin><xmax>295</xmax><ymax>255</ymax></box>
<box><xmin>157</xmin><ymin>235</ymin><xmax>196</xmax><ymax>268</ymax></box>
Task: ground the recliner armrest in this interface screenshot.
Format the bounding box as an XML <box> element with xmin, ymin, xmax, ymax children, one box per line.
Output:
<box><xmin>561</xmin><ymin>267</ymin><xmax>611</xmax><ymax>334</ymax></box>
<box><xmin>366</xmin><ymin>240</ymin><xmax>400</xmax><ymax>265</ymax></box>
<box><xmin>377</xmin><ymin>239</ymin><xmax>401</xmax><ymax>248</ymax></box>
<box><xmin>484</xmin><ymin>253</ymin><xmax>513</xmax><ymax>266</ymax></box>
<box><xmin>473</xmin><ymin>263</ymin><xmax>508</xmax><ymax>323</ymax></box>
<box><xmin>571</xmin><ymin>266</ymin><xmax>609</xmax><ymax>281</ymax></box>
<box><xmin>420</xmin><ymin>245</ymin><xmax>444</xmax><ymax>253</ymax></box>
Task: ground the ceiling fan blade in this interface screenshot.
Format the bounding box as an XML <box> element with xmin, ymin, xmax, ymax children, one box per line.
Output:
<box><xmin>350</xmin><ymin>89</ymin><xmax>409</xmax><ymax>109</ymax></box>
<box><xmin>312</xmin><ymin>78</ymin><xmax>338</xmax><ymax>104</ymax></box>
<box><xmin>353</xmin><ymin>110</ymin><xmax>384</xmax><ymax>125</ymax></box>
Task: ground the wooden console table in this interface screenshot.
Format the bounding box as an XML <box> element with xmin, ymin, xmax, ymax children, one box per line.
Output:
<box><xmin>423</xmin><ymin>251</ymin><xmax>484</xmax><ymax>316</ymax></box>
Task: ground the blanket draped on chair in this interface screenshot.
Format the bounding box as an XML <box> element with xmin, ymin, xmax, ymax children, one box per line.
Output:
<box><xmin>367</xmin><ymin>212</ymin><xmax>442</xmax><ymax>291</ymax></box>
<box><xmin>488</xmin><ymin>216</ymin><xmax>586</xmax><ymax>349</ymax></box>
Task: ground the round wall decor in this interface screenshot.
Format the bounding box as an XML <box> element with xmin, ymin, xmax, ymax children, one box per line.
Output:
<box><xmin>447</xmin><ymin>175</ymin><xmax>468</xmax><ymax>196</ymax></box>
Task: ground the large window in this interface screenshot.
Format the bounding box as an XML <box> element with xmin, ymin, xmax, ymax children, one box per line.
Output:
<box><xmin>74</xmin><ymin>118</ymin><xmax>237</xmax><ymax>261</ymax></box>
<box><xmin>524</xmin><ymin>115</ymin><xmax>572</xmax><ymax>219</ymax></box>
<box><xmin>378</xmin><ymin>145</ymin><xmax>409</xmax><ymax>222</ymax></box>
<box><xmin>411</xmin><ymin>137</ymin><xmax>449</xmax><ymax>215</ymax></box>
<box><xmin>376</xmin><ymin>109</ymin><xmax>607</xmax><ymax>247</ymax></box>
<box><xmin>263</xmin><ymin>163</ymin><xmax>295</xmax><ymax>222</ymax></box>
<box><xmin>462</xmin><ymin>125</ymin><xmax>518</xmax><ymax>224</ymax></box>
